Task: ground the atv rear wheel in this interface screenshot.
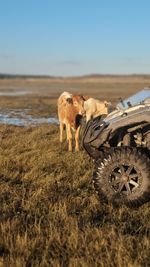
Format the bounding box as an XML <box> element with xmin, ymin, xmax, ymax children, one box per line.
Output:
<box><xmin>93</xmin><ymin>147</ymin><xmax>150</xmax><ymax>207</ymax></box>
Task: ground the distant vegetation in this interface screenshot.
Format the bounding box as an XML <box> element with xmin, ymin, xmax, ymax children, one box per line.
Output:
<box><xmin>1</xmin><ymin>73</ymin><xmax>150</xmax><ymax>80</ymax></box>
<box><xmin>0</xmin><ymin>73</ymin><xmax>57</xmax><ymax>79</ymax></box>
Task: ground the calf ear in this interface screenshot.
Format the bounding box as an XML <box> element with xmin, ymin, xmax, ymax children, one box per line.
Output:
<box><xmin>82</xmin><ymin>95</ymin><xmax>91</xmax><ymax>101</ymax></box>
<box><xmin>104</xmin><ymin>101</ymin><xmax>109</xmax><ymax>107</ymax></box>
<box><xmin>66</xmin><ymin>98</ymin><xmax>73</xmax><ymax>104</ymax></box>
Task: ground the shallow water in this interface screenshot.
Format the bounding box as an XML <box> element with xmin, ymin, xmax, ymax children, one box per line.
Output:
<box><xmin>0</xmin><ymin>109</ymin><xmax>59</xmax><ymax>126</ymax></box>
<box><xmin>0</xmin><ymin>91</ymin><xmax>28</xmax><ymax>96</ymax></box>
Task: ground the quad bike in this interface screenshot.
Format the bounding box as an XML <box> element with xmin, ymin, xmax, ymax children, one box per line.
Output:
<box><xmin>83</xmin><ymin>89</ymin><xmax>150</xmax><ymax>206</ymax></box>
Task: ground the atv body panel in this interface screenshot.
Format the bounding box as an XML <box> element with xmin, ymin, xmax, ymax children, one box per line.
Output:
<box><xmin>83</xmin><ymin>89</ymin><xmax>150</xmax><ymax>159</ymax></box>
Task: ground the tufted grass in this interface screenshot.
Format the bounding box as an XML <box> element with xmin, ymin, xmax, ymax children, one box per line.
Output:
<box><xmin>0</xmin><ymin>124</ymin><xmax>150</xmax><ymax>267</ymax></box>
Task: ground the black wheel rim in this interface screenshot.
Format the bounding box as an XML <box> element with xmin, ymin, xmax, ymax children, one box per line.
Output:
<box><xmin>109</xmin><ymin>164</ymin><xmax>142</xmax><ymax>195</ymax></box>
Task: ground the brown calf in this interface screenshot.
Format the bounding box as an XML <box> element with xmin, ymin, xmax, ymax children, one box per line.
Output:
<box><xmin>57</xmin><ymin>91</ymin><xmax>85</xmax><ymax>151</ymax></box>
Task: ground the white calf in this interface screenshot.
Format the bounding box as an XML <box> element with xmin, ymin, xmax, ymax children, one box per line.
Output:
<box><xmin>84</xmin><ymin>98</ymin><xmax>111</xmax><ymax>122</ymax></box>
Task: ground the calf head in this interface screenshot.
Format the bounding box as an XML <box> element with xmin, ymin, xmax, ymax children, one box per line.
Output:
<box><xmin>72</xmin><ymin>95</ymin><xmax>85</xmax><ymax>115</ymax></box>
<box><xmin>104</xmin><ymin>101</ymin><xmax>112</xmax><ymax>113</ymax></box>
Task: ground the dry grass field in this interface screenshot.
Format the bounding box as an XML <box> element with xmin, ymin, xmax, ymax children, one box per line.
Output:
<box><xmin>0</xmin><ymin>76</ymin><xmax>150</xmax><ymax>267</ymax></box>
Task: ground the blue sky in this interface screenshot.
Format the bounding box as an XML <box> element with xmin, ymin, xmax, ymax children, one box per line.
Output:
<box><xmin>0</xmin><ymin>0</ymin><xmax>150</xmax><ymax>76</ymax></box>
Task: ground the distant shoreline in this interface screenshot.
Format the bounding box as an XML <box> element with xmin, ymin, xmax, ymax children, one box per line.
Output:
<box><xmin>1</xmin><ymin>73</ymin><xmax>150</xmax><ymax>80</ymax></box>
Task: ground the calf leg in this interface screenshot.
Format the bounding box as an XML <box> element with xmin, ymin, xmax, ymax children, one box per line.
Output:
<box><xmin>86</xmin><ymin>114</ymin><xmax>92</xmax><ymax>122</ymax></box>
<box><xmin>59</xmin><ymin>122</ymin><xmax>64</xmax><ymax>143</ymax></box>
<box><xmin>75</xmin><ymin>126</ymin><xmax>80</xmax><ymax>152</ymax></box>
<box><xmin>66</xmin><ymin>124</ymin><xmax>72</xmax><ymax>151</ymax></box>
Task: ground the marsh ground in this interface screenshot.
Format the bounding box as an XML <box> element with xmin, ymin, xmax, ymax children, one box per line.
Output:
<box><xmin>0</xmin><ymin>76</ymin><xmax>150</xmax><ymax>267</ymax></box>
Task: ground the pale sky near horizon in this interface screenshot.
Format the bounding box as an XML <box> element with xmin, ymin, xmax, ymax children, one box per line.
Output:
<box><xmin>0</xmin><ymin>0</ymin><xmax>150</xmax><ymax>76</ymax></box>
